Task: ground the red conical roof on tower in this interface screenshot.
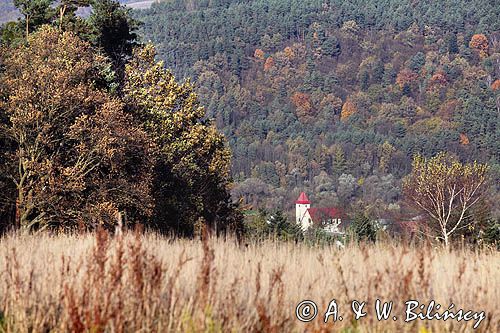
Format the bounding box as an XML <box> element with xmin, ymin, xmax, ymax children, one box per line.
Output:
<box><xmin>296</xmin><ymin>192</ymin><xmax>310</xmax><ymax>204</ymax></box>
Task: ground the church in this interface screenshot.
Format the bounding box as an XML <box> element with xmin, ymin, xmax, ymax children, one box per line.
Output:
<box><xmin>295</xmin><ymin>192</ymin><xmax>345</xmax><ymax>233</ymax></box>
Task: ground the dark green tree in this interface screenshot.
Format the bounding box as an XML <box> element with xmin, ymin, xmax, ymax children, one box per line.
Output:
<box><xmin>409</xmin><ymin>52</ymin><xmax>425</xmax><ymax>72</ymax></box>
<box><xmin>350</xmin><ymin>212</ymin><xmax>377</xmax><ymax>242</ymax></box>
<box><xmin>483</xmin><ymin>218</ymin><xmax>499</xmax><ymax>249</ymax></box>
<box><xmin>13</xmin><ymin>0</ymin><xmax>54</xmax><ymax>38</ymax></box>
<box><xmin>447</xmin><ymin>34</ymin><xmax>459</xmax><ymax>54</ymax></box>
<box><xmin>322</xmin><ymin>36</ymin><xmax>341</xmax><ymax>58</ymax></box>
<box><xmin>88</xmin><ymin>0</ymin><xmax>140</xmax><ymax>76</ymax></box>
<box><xmin>267</xmin><ymin>210</ymin><xmax>303</xmax><ymax>242</ymax></box>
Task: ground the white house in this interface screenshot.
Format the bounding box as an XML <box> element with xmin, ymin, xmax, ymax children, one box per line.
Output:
<box><xmin>295</xmin><ymin>192</ymin><xmax>344</xmax><ymax>233</ymax></box>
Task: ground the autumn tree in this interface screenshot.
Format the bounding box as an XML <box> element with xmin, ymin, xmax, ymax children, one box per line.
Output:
<box><xmin>0</xmin><ymin>26</ymin><xmax>153</xmax><ymax>232</ymax></box>
<box><xmin>264</xmin><ymin>56</ymin><xmax>275</xmax><ymax>71</ymax></box>
<box><xmin>341</xmin><ymin>20</ymin><xmax>360</xmax><ymax>35</ymax></box>
<box><xmin>124</xmin><ymin>45</ymin><xmax>242</xmax><ymax>236</ymax></box>
<box><xmin>469</xmin><ymin>34</ymin><xmax>489</xmax><ymax>58</ymax></box>
<box><xmin>396</xmin><ymin>68</ymin><xmax>419</xmax><ymax>89</ymax></box>
<box><xmin>283</xmin><ymin>46</ymin><xmax>294</xmax><ymax>60</ymax></box>
<box><xmin>254</xmin><ymin>48</ymin><xmax>264</xmax><ymax>60</ymax></box>
<box><xmin>428</xmin><ymin>72</ymin><xmax>447</xmax><ymax>90</ymax></box>
<box><xmin>459</xmin><ymin>133</ymin><xmax>470</xmax><ymax>145</ymax></box>
<box><xmin>340</xmin><ymin>97</ymin><xmax>357</xmax><ymax>121</ymax></box>
<box><xmin>403</xmin><ymin>153</ymin><xmax>489</xmax><ymax>247</ymax></box>
<box><xmin>291</xmin><ymin>92</ymin><xmax>314</xmax><ymax>122</ymax></box>
<box><xmin>491</xmin><ymin>79</ymin><xmax>500</xmax><ymax>90</ymax></box>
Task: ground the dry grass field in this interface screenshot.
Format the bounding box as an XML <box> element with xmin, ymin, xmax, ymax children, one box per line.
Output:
<box><xmin>0</xmin><ymin>230</ymin><xmax>498</xmax><ymax>332</ymax></box>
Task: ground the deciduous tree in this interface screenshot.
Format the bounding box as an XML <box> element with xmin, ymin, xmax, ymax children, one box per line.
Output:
<box><xmin>403</xmin><ymin>153</ymin><xmax>489</xmax><ymax>247</ymax></box>
<box><xmin>340</xmin><ymin>97</ymin><xmax>357</xmax><ymax>121</ymax></box>
<box><xmin>469</xmin><ymin>34</ymin><xmax>489</xmax><ymax>58</ymax></box>
<box><xmin>1</xmin><ymin>26</ymin><xmax>153</xmax><ymax>231</ymax></box>
<box><xmin>124</xmin><ymin>44</ymin><xmax>242</xmax><ymax>236</ymax></box>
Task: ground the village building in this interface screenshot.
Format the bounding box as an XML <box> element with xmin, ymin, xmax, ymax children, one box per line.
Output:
<box><xmin>295</xmin><ymin>192</ymin><xmax>345</xmax><ymax>233</ymax></box>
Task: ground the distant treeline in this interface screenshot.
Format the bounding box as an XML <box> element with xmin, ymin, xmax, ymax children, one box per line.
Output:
<box><xmin>135</xmin><ymin>0</ymin><xmax>500</xmax><ymax>220</ymax></box>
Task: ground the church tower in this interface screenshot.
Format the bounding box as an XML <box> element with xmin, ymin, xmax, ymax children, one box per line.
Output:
<box><xmin>295</xmin><ymin>192</ymin><xmax>310</xmax><ymax>226</ymax></box>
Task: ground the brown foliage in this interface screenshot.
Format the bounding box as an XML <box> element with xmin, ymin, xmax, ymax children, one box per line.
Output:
<box><xmin>429</xmin><ymin>71</ymin><xmax>448</xmax><ymax>87</ymax></box>
<box><xmin>1</xmin><ymin>26</ymin><xmax>153</xmax><ymax>231</ymax></box>
<box><xmin>291</xmin><ymin>92</ymin><xmax>315</xmax><ymax>122</ymax></box>
<box><xmin>396</xmin><ymin>68</ymin><xmax>419</xmax><ymax>88</ymax></box>
<box><xmin>459</xmin><ymin>133</ymin><xmax>470</xmax><ymax>145</ymax></box>
<box><xmin>491</xmin><ymin>79</ymin><xmax>500</xmax><ymax>91</ymax></box>
<box><xmin>283</xmin><ymin>46</ymin><xmax>294</xmax><ymax>60</ymax></box>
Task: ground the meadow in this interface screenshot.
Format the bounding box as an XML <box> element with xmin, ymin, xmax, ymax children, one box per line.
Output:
<box><xmin>0</xmin><ymin>231</ymin><xmax>498</xmax><ymax>332</ymax></box>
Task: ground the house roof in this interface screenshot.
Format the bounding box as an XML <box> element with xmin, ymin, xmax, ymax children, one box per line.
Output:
<box><xmin>306</xmin><ymin>207</ymin><xmax>344</xmax><ymax>223</ymax></box>
<box><xmin>295</xmin><ymin>192</ymin><xmax>310</xmax><ymax>204</ymax></box>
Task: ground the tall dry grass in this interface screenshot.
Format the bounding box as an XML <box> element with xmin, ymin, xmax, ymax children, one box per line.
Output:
<box><xmin>0</xmin><ymin>230</ymin><xmax>498</xmax><ymax>332</ymax></box>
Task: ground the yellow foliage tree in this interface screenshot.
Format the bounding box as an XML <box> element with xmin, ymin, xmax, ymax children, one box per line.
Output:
<box><xmin>403</xmin><ymin>153</ymin><xmax>489</xmax><ymax>247</ymax></box>
<box><xmin>340</xmin><ymin>98</ymin><xmax>357</xmax><ymax>121</ymax></box>
<box><xmin>124</xmin><ymin>44</ymin><xmax>241</xmax><ymax>235</ymax></box>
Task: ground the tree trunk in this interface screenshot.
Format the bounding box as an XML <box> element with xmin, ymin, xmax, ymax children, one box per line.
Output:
<box><xmin>443</xmin><ymin>232</ymin><xmax>449</xmax><ymax>248</ymax></box>
<box><xmin>59</xmin><ymin>5</ymin><xmax>66</xmax><ymax>31</ymax></box>
<box><xmin>25</xmin><ymin>16</ymin><xmax>29</xmax><ymax>39</ymax></box>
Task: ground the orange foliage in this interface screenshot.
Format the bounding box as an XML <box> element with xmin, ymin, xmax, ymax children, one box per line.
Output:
<box><xmin>396</xmin><ymin>68</ymin><xmax>418</xmax><ymax>88</ymax></box>
<box><xmin>291</xmin><ymin>92</ymin><xmax>314</xmax><ymax>121</ymax></box>
<box><xmin>340</xmin><ymin>98</ymin><xmax>357</xmax><ymax>121</ymax></box>
<box><xmin>264</xmin><ymin>56</ymin><xmax>275</xmax><ymax>71</ymax></box>
<box><xmin>429</xmin><ymin>72</ymin><xmax>447</xmax><ymax>87</ymax></box>
<box><xmin>459</xmin><ymin>133</ymin><xmax>470</xmax><ymax>145</ymax></box>
<box><xmin>469</xmin><ymin>34</ymin><xmax>489</xmax><ymax>58</ymax></box>
<box><xmin>491</xmin><ymin>79</ymin><xmax>500</xmax><ymax>91</ymax></box>
<box><xmin>428</xmin><ymin>72</ymin><xmax>447</xmax><ymax>93</ymax></box>
<box><xmin>254</xmin><ymin>48</ymin><xmax>264</xmax><ymax>60</ymax></box>
<box><xmin>291</xmin><ymin>92</ymin><xmax>312</xmax><ymax>111</ymax></box>
<box><xmin>283</xmin><ymin>46</ymin><xmax>295</xmax><ymax>60</ymax></box>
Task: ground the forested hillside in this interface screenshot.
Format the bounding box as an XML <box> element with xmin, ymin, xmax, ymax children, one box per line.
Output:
<box><xmin>135</xmin><ymin>0</ymin><xmax>500</xmax><ymax>218</ymax></box>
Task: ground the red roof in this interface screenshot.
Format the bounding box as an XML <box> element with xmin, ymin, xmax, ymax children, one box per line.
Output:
<box><xmin>307</xmin><ymin>207</ymin><xmax>344</xmax><ymax>224</ymax></box>
<box><xmin>295</xmin><ymin>192</ymin><xmax>310</xmax><ymax>204</ymax></box>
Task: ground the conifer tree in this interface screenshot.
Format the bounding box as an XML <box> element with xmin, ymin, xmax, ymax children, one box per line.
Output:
<box><xmin>88</xmin><ymin>0</ymin><xmax>140</xmax><ymax>77</ymax></box>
